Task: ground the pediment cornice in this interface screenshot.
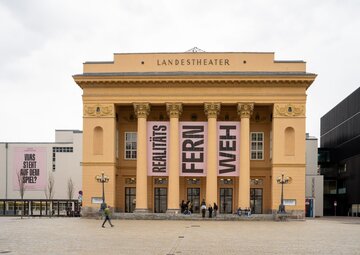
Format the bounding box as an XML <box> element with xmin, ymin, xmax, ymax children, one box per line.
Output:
<box><xmin>74</xmin><ymin>76</ymin><xmax>315</xmax><ymax>89</ymax></box>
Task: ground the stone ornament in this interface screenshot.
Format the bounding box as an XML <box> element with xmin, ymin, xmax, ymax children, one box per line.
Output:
<box><xmin>83</xmin><ymin>104</ymin><xmax>114</xmax><ymax>117</ymax></box>
<box><xmin>166</xmin><ymin>103</ymin><xmax>183</xmax><ymax>118</ymax></box>
<box><xmin>251</xmin><ymin>111</ymin><xmax>269</xmax><ymax>123</ymax></box>
<box><xmin>133</xmin><ymin>103</ymin><xmax>150</xmax><ymax>118</ymax></box>
<box><xmin>204</xmin><ymin>103</ymin><xmax>221</xmax><ymax>118</ymax></box>
<box><xmin>237</xmin><ymin>103</ymin><xmax>254</xmax><ymax>118</ymax></box>
<box><xmin>274</xmin><ymin>104</ymin><xmax>305</xmax><ymax>117</ymax></box>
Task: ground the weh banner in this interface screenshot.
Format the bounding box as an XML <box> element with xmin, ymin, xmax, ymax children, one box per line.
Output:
<box><xmin>218</xmin><ymin>122</ymin><xmax>240</xmax><ymax>176</ymax></box>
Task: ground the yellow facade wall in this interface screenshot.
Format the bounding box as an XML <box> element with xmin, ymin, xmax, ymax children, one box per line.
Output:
<box><xmin>74</xmin><ymin>51</ymin><xmax>316</xmax><ymax>216</ymax></box>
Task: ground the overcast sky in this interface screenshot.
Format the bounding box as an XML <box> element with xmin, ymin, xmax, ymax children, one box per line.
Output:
<box><xmin>0</xmin><ymin>0</ymin><xmax>359</xmax><ymax>143</ymax></box>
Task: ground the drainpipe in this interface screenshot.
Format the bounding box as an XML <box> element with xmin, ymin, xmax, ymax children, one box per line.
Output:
<box><xmin>5</xmin><ymin>143</ymin><xmax>8</xmax><ymax>199</ymax></box>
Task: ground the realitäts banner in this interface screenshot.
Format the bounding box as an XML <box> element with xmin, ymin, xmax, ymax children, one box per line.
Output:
<box><xmin>147</xmin><ymin>122</ymin><xmax>169</xmax><ymax>176</ymax></box>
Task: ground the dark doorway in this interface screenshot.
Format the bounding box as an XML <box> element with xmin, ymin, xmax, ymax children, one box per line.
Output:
<box><xmin>187</xmin><ymin>188</ymin><xmax>200</xmax><ymax>213</ymax></box>
<box><xmin>250</xmin><ymin>188</ymin><xmax>263</xmax><ymax>214</ymax></box>
<box><xmin>220</xmin><ymin>188</ymin><xmax>233</xmax><ymax>214</ymax></box>
<box><xmin>125</xmin><ymin>187</ymin><xmax>136</xmax><ymax>213</ymax></box>
<box><xmin>154</xmin><ymin>188</ymin><xmax>167</xmax><ymax>213</ymax></box>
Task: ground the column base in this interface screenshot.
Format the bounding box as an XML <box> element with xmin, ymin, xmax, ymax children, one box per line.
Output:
<box><xmin>166</xmin><ymin>209</ymin><xmax>180</xmax><ymax>215</ymax></box>
<box><xmin>133</xmin><ymin>208</ymin><xmax>150</xmax><ymax>214</ymax></box>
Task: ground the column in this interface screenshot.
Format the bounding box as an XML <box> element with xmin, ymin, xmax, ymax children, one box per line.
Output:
<box><xmin>205</xmin><ymin>103</ymin><xmax>221</xmax><ymax>206</ymax></box>
<box><xmin>237</xmin><ymin>103</ymin><xmax>254</xmax><ymax>209</ymax></box>
<box><xmin>133</xmin><ymin>103</ymin><xmax>150</xmax><ymax>213</ymax></box>
<box><xmin>166</xmin><ymin>103</ymin><xmax>182</xmax><ymax>214</ymax></box>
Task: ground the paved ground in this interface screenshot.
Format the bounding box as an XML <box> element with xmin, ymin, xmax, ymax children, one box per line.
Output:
<box><xmin>0</xmin><ymin>217</ymin><xmax>360</xmax><ymax>255</ymax></box>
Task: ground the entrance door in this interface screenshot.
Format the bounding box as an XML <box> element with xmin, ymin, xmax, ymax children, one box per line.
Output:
<box><xmin>154</xmin><ymin>188</ymin><xmax>167</xmax><ymax>213</ymax></box>
<box><xmin>187</xmin><ymin>188</ymin><xmax>200</xmax><ymax>213</ymax></box>
<box><xmin>220</xmin><ymin>188</ymin><xmax>233</xmax><ymax>214</ymax></box>
<box><xmin>125</xmin><ymin>187</ymin><xmax>136</xmax><ymax>213</ymax></box>
<box><xmin>250</xmin><ymin>188</ymin><xmax>263</xmax><ymax>214</ymax></box>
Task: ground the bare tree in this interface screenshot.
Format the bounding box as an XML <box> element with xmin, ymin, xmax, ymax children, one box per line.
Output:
<box><xmin>16</xmin><ymin>171</ymin><xmax>26</xmax><ymax>219</ymax></box>
<box><xmin>44</xmin><ymin>173</ymin><xmax>55</xmax><ymax>217</ymax></box>
<box><xmin>67</xmin><ymin>178</ymin><xmax>74</xmax><ymax>200</ymax></box>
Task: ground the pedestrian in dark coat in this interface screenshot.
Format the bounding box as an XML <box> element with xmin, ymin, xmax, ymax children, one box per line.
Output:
<box><xmin>102</xmin><ymin>206</ymin><xmax>114</xmax><ymax>228</ymax></box>
<box><xmin>213</xmin><ymin>203</ymin><xmax>218</xmax><ymax>217</ymax></box>
<box><xmin>208</xmin><ymin>205</ymin><xmax>213</xmax><ymax>218</ymax></box>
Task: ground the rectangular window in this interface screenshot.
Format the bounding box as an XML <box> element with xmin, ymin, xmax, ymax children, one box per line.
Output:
<box><xmin>324</xmin><ymin>180</ymin><xmax>337</xmax><ymax>194</ymax></box>
<box><xmin>124</xmin><ymin>132</ymin><xmax>137</xmax><ymax>160</ymax></box>
<box><xmin>250</xmin><ymin>132</ymin><xmax>264</xmax><ymax>160</ymax></box>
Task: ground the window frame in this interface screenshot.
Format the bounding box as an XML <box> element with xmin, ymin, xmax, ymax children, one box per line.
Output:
<box><xmin>250</xmin><ymin>132</ymin><xmax>264</xmax><ymax>160</ymax></box>
<box><xmin>124</xmin><ymin>132</ymin><xmax>137</xmax><ymax>160</ymax></box>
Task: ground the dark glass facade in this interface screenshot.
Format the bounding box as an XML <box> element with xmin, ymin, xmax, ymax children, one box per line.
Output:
<box><xmin>320</xmin><ymin>87</ymin><xmax>360</xmax><ymax>216</ymax></box>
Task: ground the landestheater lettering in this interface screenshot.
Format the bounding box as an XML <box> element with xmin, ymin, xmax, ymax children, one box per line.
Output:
<box><xmin>157</xmin><ymin>58</ymin><xmax>230</xmax><ymax>66</ymax></box>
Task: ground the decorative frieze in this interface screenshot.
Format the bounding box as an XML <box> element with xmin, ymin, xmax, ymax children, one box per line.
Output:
<box><xmin>274</xmin><ymin>104</ymin><xmax>305</xmax><ymax>117</ymax></box>
<box><xmin>166</xmin><ymin>103</ymin><xmax>183</xmax><ymax>118</ymax></box>
<box><xmin>251</xmin><ymin>111</ymin><xmax>270</xmax><ymax>123</ymax></box>
<box><xmin>133</xmin><ymin>103</ymin><xmax>150</xmax><ymax>118</ymax></box>
<box><xmin>83</xmin><ymin>104</ymin><xmax>115</xmax><ymax>117</ymax></box>
<box><xmin>204</xmin><ymin>103</ymin><xmax>221</xmax><ymax>118</ymax></box>
<box><xmin>237</xmin><ymin>103</ymin><xmax>254</xmax><ymax>118</ymax></box>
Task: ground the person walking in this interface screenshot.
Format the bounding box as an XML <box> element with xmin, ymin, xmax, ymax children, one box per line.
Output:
<box><xmin>213</xmin><ymin>203</ymin><xmax>218</xmax><ymax>217</ymax></box>
<box><xmin>102</xmin><ymin>206</ymin><xmax>114</xmax><ymax>228</ymax></box>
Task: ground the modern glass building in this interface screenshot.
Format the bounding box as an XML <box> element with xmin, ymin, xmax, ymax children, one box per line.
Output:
<box><xmin>320</xmin><ymin>87</ymin><xmax>360</xmax><ymax>216</ymax></box>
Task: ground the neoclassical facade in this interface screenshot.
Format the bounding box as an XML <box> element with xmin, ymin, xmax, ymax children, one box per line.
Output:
<box><xmin>73</xmin><ymin>51</ymin><xmax>316</xmax><ymax>216</ymax></box>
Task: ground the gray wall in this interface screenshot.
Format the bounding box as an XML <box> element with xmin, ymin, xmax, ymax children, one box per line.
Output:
<box><xmin>306</xmin><ymin>135</ymin><xmax>324</xmax><ymax>216</ymax></box>
<box><xmin>0</xmin><ymin>130</ymin><xmax>82</xmax><ymax>200</ymax></box>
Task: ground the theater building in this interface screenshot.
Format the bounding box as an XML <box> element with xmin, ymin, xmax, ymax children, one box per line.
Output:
<box><xmin>73</xmin><ymin>51</ymin><xmax>316</xmax><ymax>216</ymax></box>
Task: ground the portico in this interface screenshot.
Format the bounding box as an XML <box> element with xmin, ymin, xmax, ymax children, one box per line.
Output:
<box><xmin>73</xmin><ymin>51</ymin><xmax>316</xmax><ymax>217</ymax></box>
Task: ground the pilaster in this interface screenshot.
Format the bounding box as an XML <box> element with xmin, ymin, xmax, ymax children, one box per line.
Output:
<box><xmin>204</xmin><ymin>103</ymin><xmax>221</xmax><ymax>206</ymax></box>
<box><xmin>166</xmin><ymin>103</ymin><xmax>182</xmax><ymax>213</ymax></box>
<box><xmin>133</xmin><ymin>103</ymin><xmax>150</xmax><ymax>213</ymax></box>
<box><xmin>237</xmin><ymin>103</ymin><xmax>254</xmax><ymax>209</ymax></box>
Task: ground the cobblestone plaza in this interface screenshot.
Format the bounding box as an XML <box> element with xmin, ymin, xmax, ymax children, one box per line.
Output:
<box><xmin>1</xmin><ymin>217</ymin><xmax>359</xmax><ymax>254</ymax></box>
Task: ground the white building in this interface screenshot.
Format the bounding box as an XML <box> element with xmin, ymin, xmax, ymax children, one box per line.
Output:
<box><xmin>305</xmin><ymin>134</ymin><xmax>324</xmax><ymax>217</ymax></box>
<box><xmin>0</xmin><ymin>130</ymin><xmax>82</xmax><ymax>200</ymax></box>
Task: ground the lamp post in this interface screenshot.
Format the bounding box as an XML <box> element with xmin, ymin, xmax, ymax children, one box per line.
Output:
<box><xmin>95</xmin><ymin>172</ymin><xmax>109</xmax><ymax>210</ymax></box>
<box><xmin>276</xmin><ymin>173</ymin><xmax>292</xmax><ymax>214</ymax></box>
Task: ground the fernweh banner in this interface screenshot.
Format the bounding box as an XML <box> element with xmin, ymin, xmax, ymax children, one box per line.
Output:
<box><xmin>218</xmin><ymin>122</ymin><xmax>240</xmax><ymax>176</ymax></box>
<box><xmin>180</xmin><ymin>122</ymin><xmax>207</xmax><ymax>176</ymax></box>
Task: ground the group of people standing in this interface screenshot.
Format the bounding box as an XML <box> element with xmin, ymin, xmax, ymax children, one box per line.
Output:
<box><xmin>200</xmin><ymin>200</ymin><xmax>219</xmax><ymax>218</ymax></box>
<box><xmin>236</xmin><ymin>207</ymin><xmax>252</xmax><ymax>217</ymax></box>
<box><xmin>181</xmin><ymin>199</ymin><xmax>219</xmax><ymax>218</ymax></box>
<box><xmin>180</xmin><ymin>200</ymin><xmax>193</xmax><ymax>215</ymax></box>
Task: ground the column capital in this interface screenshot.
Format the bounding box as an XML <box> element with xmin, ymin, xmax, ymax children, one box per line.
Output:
<box><xmin>237</xmin><ymin>103</ymin><xmax>254</xmax><ymax>118</ymax></box>
<box><xmin>166</xmin><ymin>103</ymin><xmax>183</xmax><ymax>118</ymax></box>
<box><xmin>204</xmin><ymin>103</ymin><xmax>221</xmax><ymax>118</ymax></box>
<box><xmin>133</xmin><ymin>103</ymin><xmax>150</xmax><ymax>118</ymax></box>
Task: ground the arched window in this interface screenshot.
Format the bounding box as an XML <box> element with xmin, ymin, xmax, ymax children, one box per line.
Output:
<box><xmin>284</xmin><ymin>127</ymin><xmax>295</xmax><ymax>156</ymax></box>
<box><xmin>93</xmin><ymin>126</ymin><xmax>103</xmax><ymax>155</ymax></box>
